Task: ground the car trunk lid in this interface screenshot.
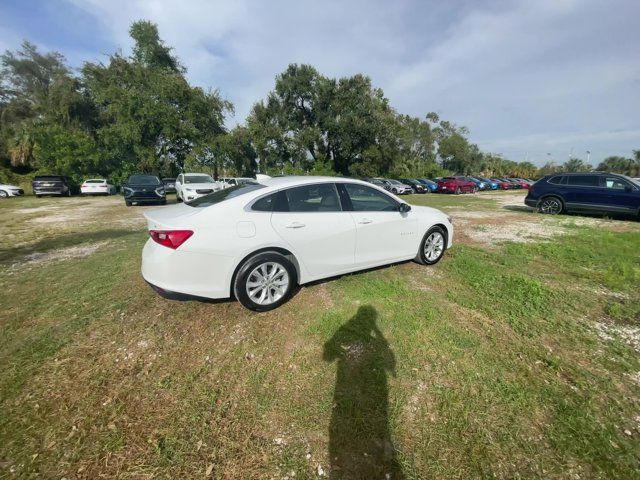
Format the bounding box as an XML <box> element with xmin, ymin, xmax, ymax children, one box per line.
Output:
<box><xmin>143</xmin><ymin>203</ymin><xmax>201</xmax><ymax>230</ymax></box>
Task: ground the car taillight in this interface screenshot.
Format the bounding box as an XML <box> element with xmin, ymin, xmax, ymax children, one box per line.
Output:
<box><xmin>149</xmin><ymin>230</ymin><xmax>193</xmax><ymax>249</ymax></box>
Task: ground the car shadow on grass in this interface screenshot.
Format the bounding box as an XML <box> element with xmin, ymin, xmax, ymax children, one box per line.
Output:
<box><xmin>323</xmin><ymin>305</ymin><xmax>404</xmax><ymax>479</ymax></box>
<box><xmin>503</xmin><ymin>204</ymin><xmax>638</xmax><ymax>221</ymax></box>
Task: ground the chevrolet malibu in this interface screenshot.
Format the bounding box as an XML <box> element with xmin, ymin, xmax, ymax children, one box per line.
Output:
<box><xmin>142</xmin><ymin>176</ymin><xmax>453</xmax><ymax>311</ymax></box>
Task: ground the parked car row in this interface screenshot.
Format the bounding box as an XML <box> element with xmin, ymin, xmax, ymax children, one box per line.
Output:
<box><xmin>7</xmin><ymin>173</ymin><xmax>251</xmax><ymax>205</ymax></box>
<box><xmin>359</xmin><ymin>176</ymin><xmax>535</xmax><ymax>195</ymax></box>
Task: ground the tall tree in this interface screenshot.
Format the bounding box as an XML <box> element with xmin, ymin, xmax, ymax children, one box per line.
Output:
<box><xmin>562</xmin><ymin>157</ymin><xmax>592</xmax><ymax>172</ymax></box>
<box><xmin>82</xmin><ymin>21</ymin><xmax>231</xmax><ymax>182</ymax></box>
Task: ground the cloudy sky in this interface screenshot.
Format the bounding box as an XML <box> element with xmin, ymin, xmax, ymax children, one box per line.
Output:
<box><xmin>1</xmin><ymin>0</ymin><xmax>638</xmax><ymax>165</ymax></box>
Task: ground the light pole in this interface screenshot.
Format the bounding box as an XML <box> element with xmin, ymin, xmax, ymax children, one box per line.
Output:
<box><xmin>586</xmin><ymin>150</ymin><xmax>591</xmax><ymax>164</ymax></box>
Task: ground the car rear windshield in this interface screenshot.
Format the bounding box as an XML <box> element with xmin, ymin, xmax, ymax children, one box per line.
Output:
<box><xmin>86</xmin><ymin>179</ymin><xmax>105</xmax><ymax>183</ymax></box>
<box><xmin>34</xmin><ymin>176</ymin><xmax>63</xmax><ymax>181</ymax></box>
<box><xmin>128</xmin><ymin>175</ymin><xmax>160</xmax><ymax>185</ymax></box>
<box><xmin>184</xmin><ymin>175</ymin><xmax>214</xmax><ymax>184</ymax></box>
<box><xmin>187</xmin><ymin>182</ymin><xmax>266</xmax><ymax>208</ymax></box>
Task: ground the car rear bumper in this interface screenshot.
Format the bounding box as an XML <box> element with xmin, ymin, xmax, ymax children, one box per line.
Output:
<box><xmin>524</xmin><ymin>198</ymin><xmax>538</xmax><ymax>208</ymax></box>
<box><xmin>81</xmin><ymin>187</ymin><xmax>109</xmax><ymax>194</ymax></box>
<box><xmin>33</xmin><ymin>188</ymin><xmax>66</xmax><ymax>195</ymax></box>
<box><xmin>141</xmin><ymin>239</ymin><xmax>234</xmax><ymax>300</ymax></box>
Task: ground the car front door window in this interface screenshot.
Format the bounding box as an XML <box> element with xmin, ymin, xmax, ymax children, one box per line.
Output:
<box><xmin>343</xmin><ymin>184</ymin><xmax>398</xmax><ymax>211</ymax></box>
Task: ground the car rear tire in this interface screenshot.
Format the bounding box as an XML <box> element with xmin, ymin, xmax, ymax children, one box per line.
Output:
<box><xmin>0</xmin><ymin>190</ymin><xmax>8</xmax><ymax>198</ymax></box>
<box><xmin>234</xmin><ymin>252</ymin><xmax>297</xmax><ymax>312</ymax></box>
<box><xmin>416</xmin><ymin>226</ymin><xmax>447</xmax><ymax>265</ymax></box>
<box><xmin>539</xmin><ymin>196</ymin><xmax>564</xmax><ymax>215</ymax></box>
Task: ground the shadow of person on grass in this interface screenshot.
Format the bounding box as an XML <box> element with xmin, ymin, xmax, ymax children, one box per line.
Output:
<box><xmin>323</xmin><ymin>305</ymin><xmax>404</xmax><ymax>480</ymax></box>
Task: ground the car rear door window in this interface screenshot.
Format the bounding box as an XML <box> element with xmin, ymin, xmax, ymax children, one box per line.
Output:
<box><xmin>566</xmin><ymin>175</ymin><xmax>599</xmax><ymax>187</ymax></box>
<box><xmin>344</xmin><ymin>183</ymin><xmax>398</xmax><ymax>211</ymax></box>
<box><xmin>283</xmin><ymin>184</ymin><xmax>341</xmax><ymax>212</ymax></box>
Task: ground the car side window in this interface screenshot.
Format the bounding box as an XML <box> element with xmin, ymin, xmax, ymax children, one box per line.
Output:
<box><xmin>548</xmin><ymin>176</ymin><xmax>562</xmax><ymax>184</ymax></box>
<box><xmin>344</xmin><ymin>183</ymin><xmax>398</xmax><ymax>212</ymax></box>
<box><xmin>282</xmin><ymin>184</ymin><xmax>341</xmax><ymax>212</ymax></box>
<box><xmin>566</xmin><ymin>175</ymin><xmax>599</xmax><ymax>187</ymax></box>
<box><xmin>603</xmin><ymin>177</ymin><xmax>630</xmax><ymax>190</ymax></box>
<box><xmin>251</xmin><ymin>193</ymin><xmax>277</xmax><ymax>211</ymax></box>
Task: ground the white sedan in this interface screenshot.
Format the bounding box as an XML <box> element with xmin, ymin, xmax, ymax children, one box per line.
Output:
<box><xmin>142</xmin><ymin>176</ymin><xmax>453</xmax><ymax>311</ymax></box>
<box><xmin>81</xmin><ymin>178</ymin><xmax>115</xmax><ymax>195</ymax></box>
<box><xmin>0</xmin><ymin>184</ymin><xmax>24</xmax><ymax>197</ymax></box>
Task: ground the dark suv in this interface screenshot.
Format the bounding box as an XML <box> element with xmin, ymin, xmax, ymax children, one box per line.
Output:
<box><xmin>122</xmin><ymin>175</ymin><xmax>166</xmax><ymax>206</ymax></box>
<box><xmin>525</xmin><ymin>173</ymin><xmax>640</xmax><ymax>216</ymax></box>
<box><xmin>32</xmin><ymin>175</ymin><xmax>78</xmax><ymax>197</ymax></box>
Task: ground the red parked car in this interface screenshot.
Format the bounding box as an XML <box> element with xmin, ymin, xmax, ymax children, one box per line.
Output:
<box><xmin>437</xmin><ymin>176</ymin><xmax>477</xmax><ymax>194</ymax></box>
<box><xmin>512</xmin><ymin>178</ymin><xmax>532</xmax><ymax>189</ymax></box>
<box><xmin>490</xmin><ymin>178</ymin><xmax>512</xmax><ymax>190</ymax></box>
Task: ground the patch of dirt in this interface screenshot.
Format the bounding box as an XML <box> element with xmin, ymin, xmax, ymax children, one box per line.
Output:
<box><xmin>15</xmin><ymin>241</ymin><xmax>110</xmax><ymax>267</ymax></box>
<box><xmin>594</xmin><ymin>321</ymin><xmax>640</xmax><ymax>353</ymax></box>
<box><xmin>450</xmin><ymin>207</ymin><xmax>566</xmax><ymax>246</ymax></box>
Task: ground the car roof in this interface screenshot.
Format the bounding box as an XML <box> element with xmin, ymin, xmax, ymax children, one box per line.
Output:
<box><xmin>260</xmin><ymin>175</ymin><xmax>372</xmax><ymax>188</ymax></box>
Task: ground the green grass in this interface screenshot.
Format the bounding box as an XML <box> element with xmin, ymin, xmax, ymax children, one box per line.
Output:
<box><xmin>0</xmin><ymin>195</ymin><xmax>639</xmax><ymax>478</ymax></box>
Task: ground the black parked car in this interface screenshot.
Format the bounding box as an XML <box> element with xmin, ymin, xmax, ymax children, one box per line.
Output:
<box><xmin>122</xmin><ymin>175</ymin><xmax>166</xmax><ymax>206</ymax></box>
<box><xmin>525</xmin><ymin>172</ymin><xmax>640</xmax><ymax>216</ymax></box>
<box><xmin>399</xmin><ymin>179</ymin><xmax>426</xmax><ymax>193</ymax></box>
<box><xmin>162</xmin><ymin>177</ymin><xmax>177</xmax><ymax>194</ymax></box>
<box><xmin>32</xmin><ymin>175</ymin><xmax>78</xmax><ymax>197</ymax></box>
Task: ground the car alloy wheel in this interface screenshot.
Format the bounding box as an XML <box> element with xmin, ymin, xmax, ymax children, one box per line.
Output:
<box><xmin>539</xmin><ymin>197</ymin><xmax>563</xmax><ymax>215</ymax></box>
<box><xmin>424</xmin><ymin>231</ymin><xmax>444</xmax><ymax>262</ymax></box>
<box><xmin>245</xmin><ymin>262</ymin><xmax>290</xmax><ymax>306</ymax></box>
<box><xmin>234</xmin><ymin>252</ymin><xmax>297</xmax><ymax>311</ymax></box>
<box><xmin>416</xmin><ymin>226</ymin><xmax>447</xmax><ymax>265</ymax></box>
<box><xmin>0</xmin><ymin>190</ymin><xmax>8</xmax><ymax>198</ymax></box>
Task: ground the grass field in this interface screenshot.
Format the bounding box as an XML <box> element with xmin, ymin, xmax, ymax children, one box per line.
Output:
<box><xmin>1</xmin><ymin>191</ymin><xmax>639</xmax><ymax>479</ymax></box>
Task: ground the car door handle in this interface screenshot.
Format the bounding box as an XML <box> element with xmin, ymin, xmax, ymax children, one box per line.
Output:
<box><xmin>357</xmin><ymin>218</ymin><xmax>373</xmax><ymax>224</ymax></box>
<box><xmin>285</xmin><ymin>222</ymin><xmax>306</xmax><ymax>229</ymax></box>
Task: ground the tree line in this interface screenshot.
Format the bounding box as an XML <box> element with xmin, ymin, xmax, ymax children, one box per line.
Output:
<box><xmin>1</xmin><ymin>21</ymin><xmax>638</xmax><ymax>186</ymax></box>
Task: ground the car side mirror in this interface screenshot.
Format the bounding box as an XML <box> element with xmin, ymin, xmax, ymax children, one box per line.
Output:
<box><xmin>398</xmin><ymin>203</ymin><xmax>411</xmax><ymax>213</ymax></box>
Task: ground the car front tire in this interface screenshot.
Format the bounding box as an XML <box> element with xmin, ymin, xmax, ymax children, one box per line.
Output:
<box><xmin>416</xmin><ymin>226</ymin><xmax>447</xmax><ymax>265</ymax></box>
<box><xmin>0</xmin><ymin>190</ymin><xmax>8</xmax><ymax>198</ymax></box>
<box><xmin>234</xmin><ymin>252</ymin><xmax>297</xmax><ymax>312</ymax></box>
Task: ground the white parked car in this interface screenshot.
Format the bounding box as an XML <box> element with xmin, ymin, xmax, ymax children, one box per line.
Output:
<box><xmin>80</xmin><ymin>178</ymin><xmax>115</xmax><ymax>195</ymax></box>
<box><xmin>175</xmin><ymin>173</ymin><xmax>222</xmax><ymax>202</ymax></box>
<box><xmin>219</xmin><ymin>177</ymin><xmax>254</xmax><ymax>189</ymax></box>
<box><xmin>0</xmin><ymin>183</ymin><xmax>24</xmax><ymax>197</ymax></box>
<box><xmin>142</xmin><ymin>176</ymin><xmax>453</xmax><ymax>311</ymax></box>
